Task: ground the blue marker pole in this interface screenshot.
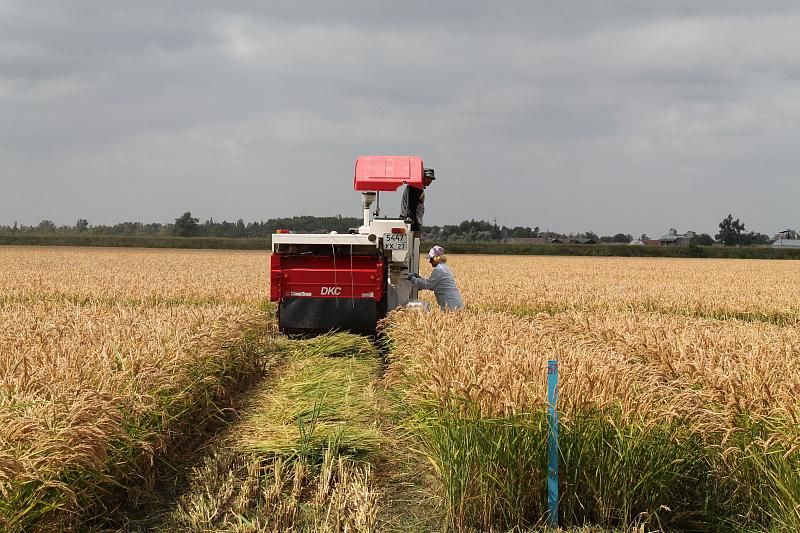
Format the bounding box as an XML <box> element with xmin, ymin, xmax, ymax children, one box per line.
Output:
<box><xmin>547</xmin><ymin>359</ymin><xmax>559</xmax><ymax>528</ymax></box>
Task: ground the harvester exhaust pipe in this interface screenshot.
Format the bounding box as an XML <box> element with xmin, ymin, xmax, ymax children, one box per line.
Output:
<box><xmin>361</xmin><ymin>192</ymin><xmax>377</xmax><ymax>230</ymax></box>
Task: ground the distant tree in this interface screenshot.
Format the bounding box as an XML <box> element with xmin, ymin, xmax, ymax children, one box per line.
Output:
<box><xmin>75</xmin><ymin>219</ymin><xmax>89</xmax><ymax>232</ymax></box>
<box><xmin>143</xmin><ymin>223</ymin><xmax>165</xmax><ymax>235</ymax></box>
<box><xmin>235</xmin><ymin>218</ymin><xmax>246</xmax><ymax>237</ymax></box>
<box><xmin>612</xmin><ymin>233</ymin><xmax>632</xmax><ymax>243</ymax></box>
<box><xmin>640</xmin><ymin>234</ymin><xmax>649</xmax><ymax>241</ymax></box>
<box><xmin>111</xmin><ymin>222</ymin><xmax>143</xmax><ymax>235</ymax></box>
<box><xmin>740</xmin><ymin>232</ymin><xmax>772</xmax><ymax>246</ymax></box>
<box><xmin>506</xmin><ymin>226</ymin><xmax>537</xmax><ymax>238</ymax></box>
<box><xmin>691</xmin><ymin>233</ymin><xmax>715</xmax><ymax>246</ymax></box>
<box><xmin>37</xmin><ymin>220</ymin><xmax>56</xmax><ymax>233</ymax></box>
<box><xmin>716</xmin><ymin>214</ymin><xmax>746</xmax><ymax>246</ymax></box>
<box><xmin>755</xmin><ymin>233</ymin><xmax>773</xmax><ymax>245</ymax></box>
<box><xmin>174</xmin><ymin>211</ymin><xmax>199</xmax><ymax>237</ymax></box>
<box><xmin>12</xmin><ymin>221</ymin><xmax>18</xmax><ymax>232</ymax></box>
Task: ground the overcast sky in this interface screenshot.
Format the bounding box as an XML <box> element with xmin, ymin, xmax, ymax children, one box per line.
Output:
<box><xmin>2</xmin><ymin>1</ymin><xmax>799</xmax><ymax>236</ymax></box>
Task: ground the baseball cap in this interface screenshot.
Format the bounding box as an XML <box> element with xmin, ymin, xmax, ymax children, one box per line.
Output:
<box><xmin>427</xmin><ymin>245</ymin><xmax>445</xmax><ymax>259</ymax></box>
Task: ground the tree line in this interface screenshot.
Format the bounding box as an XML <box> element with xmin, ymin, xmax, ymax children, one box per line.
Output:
<box><xmin>1</xmin><ymin>214</ymin><xmax>363</xmax><ymax>239</ymax></box>
<box><xmin>0</xmin><ymin>214</ymin><xmax>631</xmax><ymax>243</ymax></box>
<box><xmin>0</xmin><ymin>212</ymin><xmax>787</xmax><ymax>246</ymax></box>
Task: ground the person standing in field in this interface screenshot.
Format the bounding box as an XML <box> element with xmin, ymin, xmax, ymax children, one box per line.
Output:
<box><xmin>400</xmin><ymin>167</ymin><xmax>435</xmax><ymax>233</ymax></box>
<box><xmin>407</xmin><ymin>245</ymin><xmax>464</xmax><ymax>310</ymax></box>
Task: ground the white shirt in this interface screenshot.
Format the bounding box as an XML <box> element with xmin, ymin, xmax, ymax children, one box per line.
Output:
<box><xmin>411</xmin><ymin>263</ymin><xmax>464</xmax><ymax>310</ymax></box>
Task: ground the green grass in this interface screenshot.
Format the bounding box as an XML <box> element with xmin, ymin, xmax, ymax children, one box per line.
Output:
<box><xmin>413</xmin><ymin>407</ymin><xmax>548</xmax><ymax>531</ymax></box>
<box><xmin>712</xmin><ymin>415</ymin><xmax>800</xmax><ymax>531</ymax></box>
<box><xmin>405</xmin><ymin>401</ymin><xmax>800</xmax><ymax>532</ymax></box>
<box><xmin>558</xmin><ymin>411</ymin><xmax>710</xmax><ymax>530</ymax></box>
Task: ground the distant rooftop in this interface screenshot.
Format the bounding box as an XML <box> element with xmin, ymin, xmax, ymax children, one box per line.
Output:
<box><xmin>772</xmin><ymin>239</ymin><xmax>800</xmax><ymax>248</ymax></box>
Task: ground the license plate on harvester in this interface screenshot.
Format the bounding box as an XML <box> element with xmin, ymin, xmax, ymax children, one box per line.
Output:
<box><xmin>383</xmin><ymin>233</ymin><xmax>407</xmax><ymax>250</ymax></box>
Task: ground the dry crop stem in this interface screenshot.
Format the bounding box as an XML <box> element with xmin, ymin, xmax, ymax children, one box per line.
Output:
<box><xmin>172</xmin><ymin>449</ymin><xmax>379</xmax><ymax>532</ymax></box>
<box><xmin>0</xmin><ymin>246</ymin><xmax>271</xmax><ymax>530</ymax></box>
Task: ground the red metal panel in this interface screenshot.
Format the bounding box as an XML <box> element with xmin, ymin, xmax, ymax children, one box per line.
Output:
<box><xmin>354</xmin><ymin>155</ymin><xmax>424</xmax><ymax>192</ymax></box>
<box><xmin>270</xmin><ymin>253</ymin><xmax>282</xmax><ymax>301</ymax></box>
<box><xmin>270</xmin><ymin>254</ymin><xmax>384</xmax><ymax>301</ymax></box>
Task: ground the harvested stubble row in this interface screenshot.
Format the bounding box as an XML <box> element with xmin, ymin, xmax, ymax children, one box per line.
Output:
<box><xmin>169</xmin><ymin>333</ymin><xmax>381</xmax><ymax>532</ymax></box>
<box><xmin>235</xmin><ymin>334</ymin><xmax>381</xmax><ymax>457</ymax></box>
<box><xmin>384</xmin><ymin>308</ymin><xmax>800</xmax><ymax>531</ymax></box>
<box><xmin>0</xmin><ymin>246</ymin><xmax>272</xmax><ymax>531</ymax></box>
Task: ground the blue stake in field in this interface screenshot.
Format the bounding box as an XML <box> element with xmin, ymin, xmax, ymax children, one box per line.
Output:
<box><xmin>547</xmin><ymin>359</ymin><xmax>559</xmax><ymax>528</ymax></box>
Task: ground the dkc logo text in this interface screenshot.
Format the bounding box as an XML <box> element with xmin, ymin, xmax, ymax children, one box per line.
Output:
<box><xmin>320</xmin><ymin>286</ymin><xmax>342</xmax><ymax>296</ymax></box>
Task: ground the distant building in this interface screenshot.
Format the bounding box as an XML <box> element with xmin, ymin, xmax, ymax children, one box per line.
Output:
<box><xmin>772</xmin><ymin>239</ymin><xmax>800</xmax><ymax>248</ymax></box>
<box><xmin>629</xmin><ymin>239</ymin><xmax>645</xmax><ymax>246</ymax></box>
<box><xmin>659</xmin><ymin>228</ymin><xmax>696</xmax><ymax>246</ymax></box>
<box><xmin>505</xmin><ymin>237</ymin><xmax>602</xmax><ymax>245</ymax></box>
<box><xmin>775</xmin><ymin>230</ymin><xmax>799</xmax><ymax>240</ymax></box>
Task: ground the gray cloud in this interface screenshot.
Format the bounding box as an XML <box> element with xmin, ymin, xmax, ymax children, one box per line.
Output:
<box><xmin>2</xmin><ymin>1</ymin><xmax>799</xmax><ymax>236</ymax></box>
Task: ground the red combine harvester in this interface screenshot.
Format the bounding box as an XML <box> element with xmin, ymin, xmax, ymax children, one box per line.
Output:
<box><xmin>270</xmin><ymin>156</ymin><xmax>424</xmax><ymax>334</ymax></box>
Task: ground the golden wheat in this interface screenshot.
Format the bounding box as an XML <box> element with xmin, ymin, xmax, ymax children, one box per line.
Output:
<box><xmin>0</xmin><ymin>246</ymin><xmax>268</xmax><ymax>304</ymax></box>
<box><xmin>391</xmin><ymin>255</ymin><xmax>800</xmax><ymax>450</ymax></box>
<box><xmin>390</xmin><ymin>254</ymin><xmax>800</xmax><ymax>530</ymax></box>
<box><xmin>4</xmin><ymin>245</ymin><xmax>800</xmax><ymax>529</ymax></box>
<box><xmin>0</xmin><ymin>246</ymin><xmax>271</xmax><ymax>529</ymax></box>
<box><xmin>443</xmin><ymin>255</ymin><xmax>800</xmax><ymax>322</ymax></box>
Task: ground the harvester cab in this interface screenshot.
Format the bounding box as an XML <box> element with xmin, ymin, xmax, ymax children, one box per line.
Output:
<box><xmin>270</xmin><ymin>156</ymin><xmax>425</xmax><ymax>334</ymax></box>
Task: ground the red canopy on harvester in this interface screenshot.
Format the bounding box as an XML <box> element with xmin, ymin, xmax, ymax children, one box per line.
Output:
<box><xmin>354</xmin><ymin>155</ymin><xmax>424</xmax><ymax>191</ymax></box>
